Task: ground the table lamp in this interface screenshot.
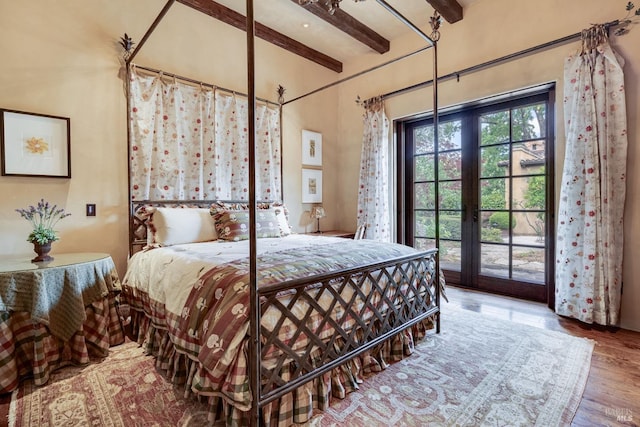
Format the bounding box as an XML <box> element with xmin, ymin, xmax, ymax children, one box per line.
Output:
<box><xmin>311</xmin><ymin>206</ymin><xmax>326</xmax><ymax>233</ymax></box>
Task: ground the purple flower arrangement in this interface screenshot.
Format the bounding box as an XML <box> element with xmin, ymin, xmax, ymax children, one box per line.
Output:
<box><xmin>16</xmin><ymin>199</ymin><xmax>72</xmax><ymax>245</ymax></box>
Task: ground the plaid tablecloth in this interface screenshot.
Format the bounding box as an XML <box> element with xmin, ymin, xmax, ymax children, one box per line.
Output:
<box><xmin>0</xmin><ymin>253</ymin><xmax>120</xmax><ymax>340</ymax></box>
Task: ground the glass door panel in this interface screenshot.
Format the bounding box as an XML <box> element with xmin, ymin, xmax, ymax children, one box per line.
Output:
<box><xmin>401</xmin><ymin>91</ymin><xmax>553</xmax><ymax>303</ymax></box>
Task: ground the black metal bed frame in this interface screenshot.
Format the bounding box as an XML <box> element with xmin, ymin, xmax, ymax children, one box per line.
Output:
<box><xmin>125</xmin><ymin>1</ymin><xmax>442</xmax><ymax>425</ymax></box>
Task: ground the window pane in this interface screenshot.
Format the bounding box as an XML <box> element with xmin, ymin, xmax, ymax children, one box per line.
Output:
<box><xmin>480</xmin><ymin>145</ymin><xmax>509</xmax><ymax>178</ymax></box>
<box><xmin>440</xmin><ymin>240</ymin><xmax>461</xmax><ymax>271</ymax></box>
<box><xmin>480</xmin><ymin>214</ymin><xmax>508</xmax><ymax>243</ymax></box>
<box><xmin>480</xmin><ymin>110</ymin><xmax>509</xmax><ymax>146</ymax></box>
<box><xmin>415</xmin><ymin>154</ymin><xmax>434</xmax><ymax>181</ymax></box>
<box><xmin>439</xmin><ymin>181</ymin><xmax>461</xmax><ymax>210</ymax></box>
<box><xmin>512</xmin><ymin>176</ymin><xmax>545</xmax><ymax>210</ymax></box>
<box><xmin>513</xmin><ymin>212</ymin><xmax>545</xmax><ymax>247</ymax></box>
<box><xmin>414</xmin><ymin>126</ymin><xmax>434</xmax><ymax>154</ymax></box>
<box><xmin>440</xmin><ymin>212</ymin><xmax>461</xmax><ymax>240</ymax></box>
<box><xmin>415</xmin><ymin>183</ymin><xmax>435</xmax><ymax>209</ymax></box>
<box><xmin>415</xmin><ymin>238</ymin><xmax>436</xmax><ymax>251</ymax></box>
<box><xmin>512</xmin><ymin>246</ymin><xmax>545</xmax><ymax>283</ymax></box>
<box><xmin>512</xmin><ymin>141</ymin><xmax>546</xmax><ymax>176</ymax></box>
<box><xmin>480</xmin><ymin>243</ymin><xmax>509</xmax><ymax>278</ymax></box>
<box><xmin>439</xmin><ymin>120</ymin><xmax>462</xmax><ymax>150</ymax></box>
<box><xmin>415</xmin><ymin>211</ymin><xmax>435</xmax><ymax>238</ymax></box>
<box><xmin>438</xmin><ymin>151</ymin><xmax>461</xmax><ymax>180</ymax></box>
<box><xmin>480</xmin><ymin>177</ymin><xmax>506</xmax><ymax>210</ymax></box>
<box><xmin>512</xmin><ymin>103</ymin><xmax>546</xmax><ymax>141</ymax></box>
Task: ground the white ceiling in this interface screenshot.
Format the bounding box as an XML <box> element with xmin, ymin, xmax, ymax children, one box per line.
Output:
<box><xmin>210</xmin><ymin>0</ymin><xmax>477</xmax><ymax>62</ymax></box>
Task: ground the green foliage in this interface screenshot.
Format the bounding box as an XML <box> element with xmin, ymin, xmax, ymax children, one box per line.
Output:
<box><xmin>481</xmin><ymin>227</ymin><xmax>503</xmax><ymax>243</ymax></box>
<box><xmin>481</xmin><ymin>190</ymin><xmax>506</xmax><ymax>210</ymax></box>
<box><xmin>523</xmin><ymin>175</ymin><xmax>545</xmax><ymax>210</ymax></box>
<box><xmin>28</xmin><ymin>226</ymin><xmax>59</xmax><ymax>245</ymax></box>
<box><xmin>439</xmin><ymin>215</ymin><xmax>461</xmax><ymax>240</ymax></box>
<box><xmin>489</xmin><ymin>212</ymin><xmax>515</xmax><ymax>230</ymax></box>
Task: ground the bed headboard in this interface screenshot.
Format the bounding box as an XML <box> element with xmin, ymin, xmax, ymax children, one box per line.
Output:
<box><xmin>129</xmin><ymin>199</ymin><xmax>276</xmax><ymax>255</ymax></box>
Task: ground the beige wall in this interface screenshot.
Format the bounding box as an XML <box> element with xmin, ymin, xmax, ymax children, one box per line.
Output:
<box><xmin>335</xmin><ymin>0</ymin><xmax>640</xmax><ymax>331</ymax></box>
<box><xmin>1</xmin><ymin>0</ymin><xmax>638</xmax><ymax>331</ymax></box>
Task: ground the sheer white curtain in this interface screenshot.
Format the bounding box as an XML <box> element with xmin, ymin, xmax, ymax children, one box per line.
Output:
<box><xmin>357</xmin><ymin>98</ymin><xmax>391</xmax><ymax>241</ymax></box>
<box><xmin>555</xmin><ymin>25</ymin><xmax>628</xmax><ymax>325</ymax></box>
<box><xmin>129</xmin><ymin>68</ymin><xmax>281</xmax><ymax>201</ymax></box>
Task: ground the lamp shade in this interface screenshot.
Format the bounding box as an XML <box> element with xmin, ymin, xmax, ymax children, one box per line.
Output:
<box><xmin>311</xmin><ymin>206</ymin><xmax>326</xmax><ymax>219</ymax></box>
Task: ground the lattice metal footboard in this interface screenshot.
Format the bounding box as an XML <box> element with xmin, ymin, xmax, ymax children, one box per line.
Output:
<box><xmin>254</xmin><ymin>248</ymin><xmax>439</xmax><ymax>407</ymax></box>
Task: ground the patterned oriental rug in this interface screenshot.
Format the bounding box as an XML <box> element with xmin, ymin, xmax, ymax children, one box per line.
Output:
<box><xmin>312</xmin><ymin>306</ymin><xmax>594</xmax><ymax>427</ymax></box>
<box><xmin>7</xmin><ymin>306</ymin><xmax>593</xmax><ymax>427</ymax></box>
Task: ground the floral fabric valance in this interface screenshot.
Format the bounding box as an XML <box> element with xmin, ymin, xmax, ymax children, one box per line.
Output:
<box><xmin>129</xmin><ymin>68</ymin><xmax>281</xmax><ymax>201</ymax></box>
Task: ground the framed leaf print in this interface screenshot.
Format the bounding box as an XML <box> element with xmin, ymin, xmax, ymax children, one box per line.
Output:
<box><xmin>1</xmin><ymin>109</ymin><xmax>71</xmax><ymax>178</ymax></box>
<box><xmin>302</xmin><ymin>168</ymin><xmax>322</xmax><ymax>203</ymax></box>
<box><xmin>301</xmin><ymin>130</ymin><xmax>322</xmax><ymax>167</ymax></box>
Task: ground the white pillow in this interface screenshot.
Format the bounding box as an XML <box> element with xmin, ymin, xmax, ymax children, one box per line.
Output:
<box><xmin>273</xmin><ymin>207</ymin><xmax>292</xmax><ymax>236</ymax></box>
<box><xmin>152</xmin><ymin>207</ymin><xmax>218</xmax><ymax>246</ymax></box>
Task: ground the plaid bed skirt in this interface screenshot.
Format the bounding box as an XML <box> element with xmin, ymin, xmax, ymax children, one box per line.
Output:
<box><xmin>127</xmin><ymin>306</ymin><xmax>436</xmax><ymax>427</ymax></box>
<box><xmin>0</xmin><ymin>293</ymin><xmax>124</xmax><ymax>394</ymax></box>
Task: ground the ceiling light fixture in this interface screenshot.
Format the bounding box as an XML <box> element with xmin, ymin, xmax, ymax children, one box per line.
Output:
<box><xmin>298</xmin><ymin>0</ymin><xmax>365</xmax><ymax>16</ymax></box>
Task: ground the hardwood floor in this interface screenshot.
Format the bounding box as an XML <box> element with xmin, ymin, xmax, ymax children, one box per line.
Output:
<box><xmin>446</xmin><ymin>285</ymin><xmax>640</xmax><ymax>427</ymax></box>
<box><xmin>1</xmin><ymin>287</ymin><xmax>638</xmax><ymax>426</ymax></box>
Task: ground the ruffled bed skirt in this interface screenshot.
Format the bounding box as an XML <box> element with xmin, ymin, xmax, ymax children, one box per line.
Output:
<box><xmin>128</xmin><ymin>308</ymin><xmax>436</xmax><ymax>427</ymax></box>
<box><xmin>0</xmin><ymin>295</ymin><xmax>124</xmax><ymax>394</ymax></box>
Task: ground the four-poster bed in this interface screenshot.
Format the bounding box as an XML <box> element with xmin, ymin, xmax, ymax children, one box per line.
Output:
<box><xmin>120</xmin><ymin>1</ymin><xmax>443</xmax><ymax>425</ymax></box>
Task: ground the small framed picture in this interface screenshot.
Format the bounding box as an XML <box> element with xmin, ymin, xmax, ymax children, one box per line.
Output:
<box><xmin>301</xmin><ymin>130</ymin><xmax>322</xmax><ymax>167</ymax></box>
<box><xmin>302</xmin><ymin>168</ymin><xmax>322</xmax><ymax>203</ymax></box>
<box><xmin>1</xmin><ymin>109</ymin><xmax>71</xmax><ymax>178</ymax></box>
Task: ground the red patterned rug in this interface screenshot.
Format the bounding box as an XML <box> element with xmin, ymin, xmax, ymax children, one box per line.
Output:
<box><xmin>7</xmin><ymin>307</ymin><xmax>593</xmax><ymax>427</ymax></box>
<box><xmin>8</xmin><ymin>341</ymin><xmax>210</xmax><ymax>427</ymax></box>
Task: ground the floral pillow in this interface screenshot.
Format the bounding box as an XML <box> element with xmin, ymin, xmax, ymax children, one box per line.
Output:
<box><xmin>212</xmin><ymin>209</ymin><xmax>282</xmax><ymax>241</ymax></box>
<box><xmin>210</xmin><ymin>201</ymin><xmax>293</xmax><ymax>237</ymax></box>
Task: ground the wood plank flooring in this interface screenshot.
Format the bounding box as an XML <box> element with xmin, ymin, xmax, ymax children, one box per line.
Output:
<box><xmin>445</xmin><ymin>285</ymin><xmax>640</xmax><ymax>427</ymax></box>
<box><xmin>1</xmin><ymin>286</ymin><xmax>638</xmax><ymax>426</ymax></box>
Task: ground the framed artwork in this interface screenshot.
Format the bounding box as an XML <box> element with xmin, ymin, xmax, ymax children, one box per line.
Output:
<box><xmin>301</xmin><ymin>130</ymin><xmax>322</xmax><ymax>167</ymax></box>
<box><xmin>1</xmin><ymin>109</ymin><xmax>71</xmax><ymax>178</ymax></box>
<box><xmin>302</xmin><ymin>168</ymin><xmax>322</xmax><ymax>203</ymax></box>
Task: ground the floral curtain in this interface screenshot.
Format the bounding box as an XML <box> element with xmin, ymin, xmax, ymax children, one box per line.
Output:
<box><xmin>357</xmin><ymin>97</ymin><xmax>391</xmax><ymax>241</ymax></box>
<box><xmin>129</xmin><ymin>68</ymin><xmax>281</xmax><ymax>201</ymax></box>
<box><xmin>555</xmin><ymin>25</ymin><xmax>628</xmax><ymax>325</ymax></box>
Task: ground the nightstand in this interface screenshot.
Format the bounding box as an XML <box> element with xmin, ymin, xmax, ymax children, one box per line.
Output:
<box><xmin>310</xmin><ymin>230</ymin><xmax>356</xmax><ymax>239</ymax></box>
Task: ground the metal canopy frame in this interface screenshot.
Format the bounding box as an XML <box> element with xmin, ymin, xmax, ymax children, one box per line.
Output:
<box><xmin>124</xmin><ymin>1</ymin><xmax>441</xmax><ymax>425</ymax></box>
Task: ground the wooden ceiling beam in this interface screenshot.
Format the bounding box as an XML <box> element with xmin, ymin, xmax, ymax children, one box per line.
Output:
<box><xmin>177</xmin><ymin>0</ymin><xmax>343</xmax><ymax>72</ymax></box>
<box><xmin>425</xmin><ymin>0</ymin><xmax>463</xmax><ymax>24</ymax></box>
<box><xmin>295</xmin><ymin>1</ymin><xmax>390</xmax><ymax>54</ymax></box>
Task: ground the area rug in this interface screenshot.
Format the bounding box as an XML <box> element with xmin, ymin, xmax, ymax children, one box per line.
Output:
<box><xmin>8</xmin><ymin>307</ymin><xmax>594</xmax><ymax>427</ymax></box>
<box><xmin>310</xmin><ymin>306</ymin><xmax>594</xmax><ymax>427</ymax></box>
<box><xmin>8</xmin><ymin>341</ymin><xmax>210</xmax><ymax>427</ymax></box>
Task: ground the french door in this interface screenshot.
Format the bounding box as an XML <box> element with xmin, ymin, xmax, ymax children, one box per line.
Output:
<box><xmin>397</xmin><ymin>90</ymin><xmax>555</xmax><ymax>302</ymax></box>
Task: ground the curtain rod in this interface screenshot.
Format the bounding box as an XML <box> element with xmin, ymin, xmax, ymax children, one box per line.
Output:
<box><xmin>376</xmin><ymin>19</ymin><xmax>620</xmax><ymax>102</ymax></box>
<box><xmin>132</xmin><ymin>64</ymin><xmax>280</xmax><ymax>106</ymax></box>
<box><xmin>285</xmin><ymin>19</ymin><xmax>621</xmax><ymax>107</ymax></box>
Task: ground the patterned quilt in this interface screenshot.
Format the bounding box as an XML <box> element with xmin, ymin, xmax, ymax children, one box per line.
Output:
<box><xmin>123</xmin><ymin>236</ymin><xmax>417</xmax><ymax>381</ymax></box>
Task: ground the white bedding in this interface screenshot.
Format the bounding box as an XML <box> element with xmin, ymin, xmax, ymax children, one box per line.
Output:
<box><xmin>123</xmin><ymin>234</ymin><xmax>346</xmax><ymax>317</ymax></box>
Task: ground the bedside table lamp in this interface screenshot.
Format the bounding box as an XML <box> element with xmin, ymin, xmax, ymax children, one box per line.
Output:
<box><xmin>311</xmin><ymin>206</ymin><xmax>326</xmax><ymax>233</ymax></box>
